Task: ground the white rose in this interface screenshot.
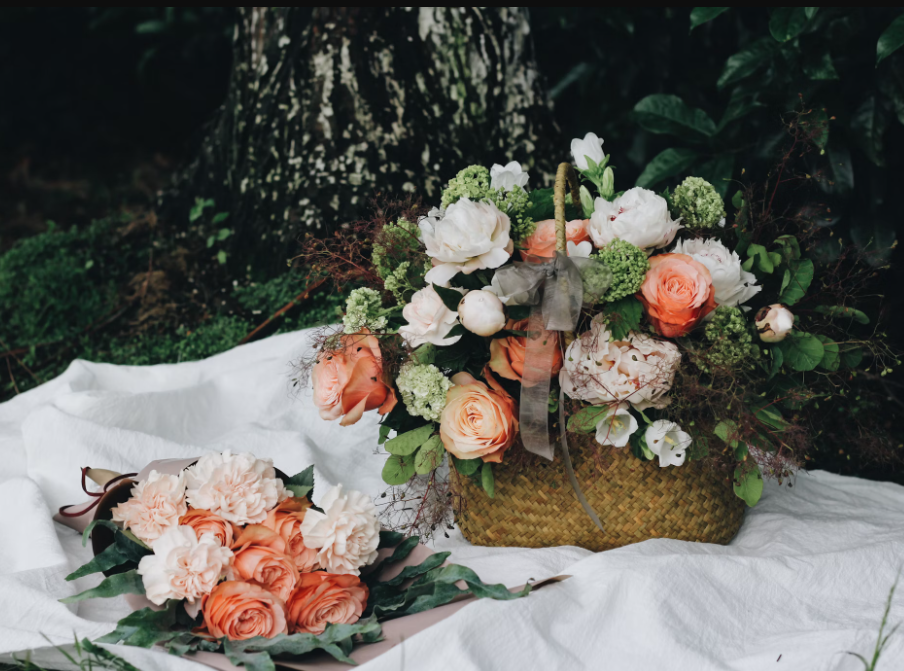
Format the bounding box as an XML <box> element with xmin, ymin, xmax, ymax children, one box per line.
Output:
<box><xmin>457</xmin><ymin>290</ymin><xmax>506</xmax><ymax>336</ymax></box>
<box><xmin>399</xmin><ymin>285</ymin><xmax>464</xmax><ymax>348</ymax></box>
<box><xmin>673</xmin><ymin>238</ymin><xmax>760</xmax><ymax>307</ymax></box>
<box><xmin>138</xmin><ymin>525</ymin><xmax>233</xmax><ymax>614</ymax></box>
<box><xmin>184</xmin><ymin>451</ymin><xmax>288</xmax><ymax>526</ymax></box>
<box><xmin>588</xmin><ymin>187</ymin><xmax>682</xmax><ymax>252</ymax></box>
<box><xmin>490</xmin><ymin>161</ymin><xmax>529</xmax><ymax>192</ymax></box>
<box><xmin>755</xmin><ymin>304</ymin><xmax>794</xmax><ymax>343</ymax></box>
<box><xmin>560</xmin><ymin>317</ymin><xmax>681</xmax><ymax>411</ymax></box>
<box><xmin>644</xmin><ymin>420</ymin><xmax>691</xmax><ymax>467</ymax></box>
<box><xmin>420</xmin><ymin>198</ymin><xmax>514</xmax><ymax>287</ymax></box>
<box><xmin>300</xmin><ymin>485</ymin><xmax>381</xmax><ymax>576</ymax></box>
<box><xmin>595</xmin><ymin>405</ymin><xmax>638</xmax><ymax>448</ymax></box>
<box><xmin>571</xmin><ymin>132</ymin><xmax>606</xmax><ymax>171</ymax></box>
<box><xmin>111</xmin><ymin>470</ymin><xmax>187</xmax><ymax>547</ymax></box>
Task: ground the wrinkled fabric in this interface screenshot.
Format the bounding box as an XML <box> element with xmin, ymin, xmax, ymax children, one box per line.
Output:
<box><xmin>0</xmin><ymin>328</ymin><xmax>902</xmax><ymax>670</ymax></box>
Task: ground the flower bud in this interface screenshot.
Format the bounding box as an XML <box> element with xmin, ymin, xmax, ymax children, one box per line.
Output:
<box><xmin>755</xmin><ymin>304</ymin><xmax>794</xmax><ymax>343</ymax></box>
<box><xmin>457</xmin><ymin>290</ymin><xmax>507</xmax><ymax>336</ymax></box>
<box><xmin>600</xmin><ymin>166</ymin><xmax>615</xmax><ymax>200</ymax></box>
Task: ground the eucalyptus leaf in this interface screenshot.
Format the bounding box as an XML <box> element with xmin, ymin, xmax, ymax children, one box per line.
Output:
<box><xmin>385</xmin><ymin>424</ymin><xmax>435</xmax><ymax>456</ymax></box>
<box><xmin>733</xmin><ymin>467</ymin><xmax>764</xmax><ymax>506</ymax></box>
<box><xmin>567</xmin><ymin>406</ymin><xmax>608</xmax><ymax>434</ymax></box>
<box><xmin>633</xmin><ymin>94</ymin><xmax>716</xmax><ymax>141</ymax></box>
<box><xmin>452</xmin><ymin>455</ymin><xmax>481</xmax><ymax>476</ymax></box>
<box><xmin>382</xmin><ymin>454</ymin><xmax>417</xmax><ymax>485</ymax></box>
<box><xmin>636</xmin><ymin>148</ymin><xmax>699</xmax><ymax>189</ymax></box>
<box><xmin>414</xmin><ymin>435</ymin><xmax>445</xmax><ymax>474</ymax></box>
<box><xmin>60</xmin><ymin>569</ymin><xmax>144</xmax><ymax>603</ymax></box>
<box><xmin>690</xmin><ymin>7</ymin><xmax>729</xmax><ymax>30</ymax></box>
<box><xmin>713</xmin><ymin>419</ymin><xmax>739</xmax><ymax>447</ymax></box>
<box><xmin>777</xmin><ymin>332</ymin><xmax>825</xmax><ymax>372</ymax></box>
<box><xmin>877</xmin><ymin>14</ymin><xmax>904</xmax><ymax>65</ymax></box>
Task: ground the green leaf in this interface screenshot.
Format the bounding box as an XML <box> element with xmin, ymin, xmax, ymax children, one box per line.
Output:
<box><xmin>775</xmin><ymin>235</ymin><xmax>801</xmax><ymax>262</ymax></box>
<box><xmin>718</xmin><ymin>38</ymin><xmax>775</xmax><ymax>89</ymax></box>
<box><xmin>713</xmin><ymin>419</ymin><xmax>740</xmax><ymax>447</ymax></box>
<box><xmin>414</xmin><ymin>435</ymin><xmax>445</xmax><ymax>474</ymax></box>
<box><xmin>65</xmin><ymin>543</ymin><xmax>131</xmax><ymax>581</ymax></box>
<box><xmin>452</xmin><ymin>455</ymin><xmax>481</xmax><ymax>476</ymax></box>
<box><xmin>633</xmin><ymin>94</ymin><xmax>716</xmax><ymax>141</ymax></box>
<box><xmin>284</xmin><ymin>465</ymin><xmax>314</xmax><ymax>499</ymax></box>
<box><xmin>212</xmin><ymin>212</ymin><xmax>230</xmax><ymax>224</ymax></box>
<box><xmin>805</xmin><ymin>7</ymin><xmax>819</xmax><ymax>19</ymax></box>
<box><xmin>777</xmin><ymin>332</ymin><xmax>825</xmax><ymax>372</ymax></box>
<box><xmin>372</xmin><ymin>551</ymin><xmax>450</xmax><ymax>590</ymax></box>
<box><xmin>60</xmin><ymin>570</ymin><xmax>144</xmax><ymax>603</ymax></box>
<box><xmin>567</xmin><ymin>406</ymin><xmax>608</xmax><ymax>434</ymax></box>
<box><xmin>188</xmin><ymin>197</ymin><xmax>215</xmax><ymax>222</ymax></box>
<box><xmin>635</xmin><ymin>148</ymin><xmax>699</xmax><ymax>189</ymax></box>
<box><xmin>217</xmin><ymin>228</ymin><xmax>232</xmax><ymax>241</ymax></box>
<box><xmin>718</xmin><ymin>90</ymin><xmax>762</xmax><ymax>131</ymax></box>
<box><xmin>780</xmin><ymin>269</ymin><xmax>791</xmax><ymax>296</ymax></box>
<box><xmin>768</xmin><ymin>345</ymin><xmax>784</xmax><ymax>380</ymax></box>
<box><xmin>432</xmin><ymin>283</ymin><xmax>464</xmax><ymax>312</ymax></box>
<box><xmin>382</xmin><ymin>454</ymin><xmax>417</xmax><ymax>485</ymax></box>
<box><xmin>84</xmin><ymin>259</ymin><xmax>95</xmax><ymax>270</ymax></box>
<box><xmin>852</xmin><ymin>96</ymin><xmax>890</xmax><ymax>167</ymax></box>
<box><xmin>695</xmin><ymin>153</ymin><xmax>734</xmax><ymax>197</ymax></box>
<box><xmin>526</xmin><ymin>187</ymin><xmax>555</xmax><ymax>221</ymax></box>
<box><xmin>135</xmin><ymin>19</ymin><xmax>166</xmax><ymax>34</ymax></box>
<box><xmin>814</xmin><ymin>305</ymin><xmax>869</xmax><ymax>325</ymax></box>
<box><xmin>769</xmin><ymin>7</ymin><xmax>809</xmax><ymax>42</ymax></box>
<box><xmin>801</xmin><ymin>108</ymin><xmax>830</xmax><ymax>150</ymax></box>
<box><xmin>802</xmin><ymin>51</ymin><xmax>839</xmax><ymax>81</ymax></box>
<box><xmin>841</xmin><ymin>346</ymin><xmax>864</xmax><ymax>368</ymax></box>
<box><xmin>97</xmin><ymin>602</ymin><xmax>181</xmax><ymax>648</ymax></box>
<box><xmin>815</xmin><ymin>334</ymin><xmax>841</xmax><ymax>372</ymax></box>
<box><xmin>753</xmin><ymin>402</ymin><xmax>789</xmax><ymax>431</ymax></box>
<box><xmin>826</xmin><ymin>144</ymin><xmax>854</xmax><ymax>194</ymax></box>
<box><xmin>579</xmin><ymin>185</ymin><xmax>595</xmax><ymax>218</ymax></box>
<box><xmin>216</xmin><ymin>250</ymin><xmax>227</xmax><ymax>265</ymax></box>
<box><xmin>379</xmin><ymin>530</ymin><xmax>405</xmax><ymax>548</ymax></box>
<box><xmin>877</xmin><ymin>14</ymin><xmax>904</xmax><ymax>65</ymax></box>
<box><xmin>603</xmin><ymin>296</ymin><xmax>643</xmax><ymax>341</ymax></box>
<box><xmin>444</xmin><ymin>323</ymin><xmax>467</xmax><ymax>340</ymax></box>
<box><xmin>206</xmin><ymin>235</ymin><xmax>215</xmax><ymax>248</ymax></box>
<box><xmin>378</xmin><ymin>423</ymin><xmax>392</xmax><ymax>445</ymax></box>
<box><xmin>778</xmin><ymin>259</ymin><xmax>814</xmax><ymax>305</ymax></box>
<box><xmin>733</xmin><ymin>467</ymin><xmax>764</xmax><ymax>506</ymax></box>
<box><xmin>746</xmin><ymin>243</ymin><xmax>773</xmax><ymax>274</ymax></box>
<box><xmin>690</xmin><ymin>7</ymin><xmax>729</xmax><ymax>30</ymax></box>
<box><xmin>385</xmin><ymin>424</ymin><xmax>435</xmax><ymax>456</ymax></box>
<box><xmin>481</xmin><ymin>462</ymin><xmax>495</xmax><ymax>498</ymax></box>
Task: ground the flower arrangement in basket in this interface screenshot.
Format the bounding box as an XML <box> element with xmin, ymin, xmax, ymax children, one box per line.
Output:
<box><xmin>306</xmin><ymin>130</ymin><xmax>895</xmax><ymax>550</ymax></box>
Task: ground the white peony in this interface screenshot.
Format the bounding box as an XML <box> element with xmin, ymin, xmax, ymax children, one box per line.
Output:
<box><xmin>595</xmin><ymin>406</ymin><xmax>638</xmax><ymax>448</ymax></box>
<box><xmin>673</xmin><ymin>238</ymin><xmax>760</xmax><ymax>307</ymax></box>
<box><xmin>184</xmin><ymin>451</ymin><xmax>288</xmax><ymax>526</ymax></box>
<box><xmin>420</xmin><ymin>198</ymin><xmax>514</xmax><ymax>287</ymax></box>
<box><xmin>457</xmin><ymin>290</ymin><xmax>506</xmax><ymax>336</ymax></box>
<box><xmin>111</xmin><ymin>470</ymin><xmax>187</xmax><ymax>547</ymax></box>
<box><xmin>571</xmin><ymin>132</ymin><xmax>606</xmax><ymax>171</ymax></box>
<box><xmin>755</xmin><ymin>304</ymin><xmax>794</xmax><ymax>343</ymax></box>
<box><xmin>560</xmin><ymin>317</ymin><xmax>681</xmax><ymax>411</ymax></box>
<box><xmin>490</xmin><ymin>161</ymin><xmax>529</xmax><ymax>192</ymax></box>
<box><xmin>300</xmin><ymin>485</ymin><xmax>381</xmax><ymax>576</ymax></box>
<box><xmin>588</xmin><ymin>187</ymin><xmax>682</xmax><ymax>252</ymax></box>
<box><xmin>398</xmin><ymin>285</ymin><xmax>464</xmax><ymax>348</ymax></box>
<box><xmin>644</xmin><ymin>420</ymin><xmax>691</xmax><ymax>467</ymax></box>
<box><xmin>138</xmin><ymin>525</ymin><xmax>233</xmax><ymax>613</ymax></box>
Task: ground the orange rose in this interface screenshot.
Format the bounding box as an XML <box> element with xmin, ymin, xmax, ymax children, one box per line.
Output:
<box><xmin>488</xmin><ymin>317</ymin><xmax>562</xmax><ymax>384</ymax></box>
<box><xmin>202</xmin><ymin>581</ymin><xmax>287</xmax><ymax>640</ymax></box>
<box><xmin>638</xmin><ymin>253</ymin><xmax>717</xmax><ymax>338</ymax></box>
<box><xmin>231</xmin><ymin>524</ymin><xmax>287</xmax><ymax>553</ymax></box>
<box><xmin>286</xmin><ymin>572</ymin><xmax>369</xmax><ymax>635</ymax></box>
<box><xmin>312</xmin><ymin>330</ymin><xmax>398</xmax><ymax>426</ymax></box>
<box><xmin>233</xmin><ymin>545</ymin><xmax>299</xmax><ymax>602</ymax></box>
<box><xmin>520</xmin><ymin>219</ymin><xmax>590</xmax><ymax>261</ymax></box>
<box><xmin>262</xmin><ymin>498</ymin><xmax>320</xmax><ymax>573</ymax></box>
<box><xmin>440</xmin><ymin>369</ymin><xmax>518</xmax><ymax>463</ymax></box>
<box><xmin>179</xmin><ymin>509</ymin><xmax>236</xmax><ymax>547</ymax></box>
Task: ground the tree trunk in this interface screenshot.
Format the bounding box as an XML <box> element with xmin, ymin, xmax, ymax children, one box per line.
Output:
<box><xmin>164</xmin><ymin>7</ymin><xmax>559</xmax><ymax>273</ymax></box>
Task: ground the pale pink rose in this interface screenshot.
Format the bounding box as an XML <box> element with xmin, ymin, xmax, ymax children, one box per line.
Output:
<box><xmin>111</xmin><ymin>470</ymin><xmax>187</xmax><ymax>546</ymax></box>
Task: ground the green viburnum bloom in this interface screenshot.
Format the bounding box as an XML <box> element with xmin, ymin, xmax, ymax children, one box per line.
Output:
<box><xmin>372</xmin><ymin>218</ymin><xmax>422</xmax><ymax>282</ymax></box>
<box><xmin>697</xmin><ymin>305</ymin><xmax>755</xmax><ymax>373</ymax></box>
<box><xmin>490</xmin><ymin>186</ymin><xmax>535</xmax><ymax>241</ymax></box>
<box><xmin>397</xmin><ymin>362</ymin><xmax>453</xmax><ymax>422</ymax></box>
<box><xmin>440</xmin><ymin>165</ymin><xmax>491</xmax><ymax>210</ymax></box>
<box><xmin>578</xmin><ymin>261</ymin><xmax>614</xmax><ymax>305</ymax></box>
<box><xmin>343</xmin><ymin>288</ymin><xmax>388</xmax><ymax>334</ymax></box>
<box><xmin>671</xmin><ymin>176</ymin><xmax>725</xmax><ymax>229</ymax></box>
<box><xmin>593</xmin><ymin>239</ymin><xmax>650</xmax><ymax>302</ymax></box>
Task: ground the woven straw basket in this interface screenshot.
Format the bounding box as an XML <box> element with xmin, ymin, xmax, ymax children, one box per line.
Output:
<box><xmin>452</xmin><ymin>163</ymin><xmax>745</xmax><ymax>551</ymax></box>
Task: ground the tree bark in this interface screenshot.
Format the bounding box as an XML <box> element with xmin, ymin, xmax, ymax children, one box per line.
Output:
<box><xmin>165</xmin><ymin>7</ymin><xmax>559</xmax><ymax>272</ymax></box>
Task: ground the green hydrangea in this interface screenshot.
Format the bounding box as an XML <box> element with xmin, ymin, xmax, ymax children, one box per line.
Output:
<box><xmin>343</xmin><ymin>288</ymin><xmax>388</xmax><ymax>333</ymax></box>
<box><xmin>490</xmin><ymin>186</ymin><xmax>535</xmax><ymax>241</ymax></box>
<box><xmin>593</xmin><ymin>239</ymin><xmax>650</xmax><ymax>302</ymax></box>
<box><xmin>397</xmin><ymin>362</ymin><xmax>453</xmax><ymax>422</ymax></box>
<box><xmin>383</xmin><ymin>259</ymin><xmax>431</xmax><ymax>304</ymax></box>
<box><xmin>672</xmin><ymin>176</ymin><xmax>725</xmax><ymax>229</ymax></box>
<box><xmin>372</xmin><ymin>218</ymin><xmax>422</xmax><ymax>281</ymax></box>
<box><xmin>697</xmin><ymin>306</ymin><xmax>755</xmax><ymax>373</ymax></box>
<box><xmin>578</xmin><ymin>261</ymin><xmax>614</xmax><ymax>305</ymax></box>
<box><xmin>441</xmin><ymin>165</ymin><xmax>491</xmax><ymax>210</ymax></box>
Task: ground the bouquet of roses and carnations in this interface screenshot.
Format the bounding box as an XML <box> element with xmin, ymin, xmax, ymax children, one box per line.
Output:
<box><xmin>58</xmin><ymin>451</ymin><xmax>530</xmax><ymax>669</ymax></box>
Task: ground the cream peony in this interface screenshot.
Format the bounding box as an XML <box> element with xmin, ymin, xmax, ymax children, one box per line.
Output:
<box><xmin>594</xmin><ymin>406</ymin><xmax>638</xmax><ymax>448</ymax></box>
<box><xmin>588</xmin><ymin>187</ymin><xmax>681</xmax><ymax>252</ymax></box>
<box><xmin>490</xmin><ymin>161</ymin><xmax>529</xmax><ymax>192</ymax></box>
<box><xmin>755</xmin><ymin>304</ymin><xmax>794</xmax><ymax>342</ymax></box>
<box><xmin>560</xmin><ymin>317</ymin><xmax>681</xmax><ymax>411</ymax></box>
<box><xmin>398</xmin><ymin>285</ymin><xmax>464</xmax><ymax>348</ymax></box>
<box><xmin>138</xmin><ymin>525</ymin><xmax>233</xmax><ymax>612</ymax></box>
<box><xmin>672</xmin><ymin>238</ymin><xmax>760</xmax><ymax>307</ymax></box>
<box><xmin>420</xmin><ymin>198</ymin><xmax>514</xmax><ymax>287</ymax></box>
<box><xmin>299</xmin><ymin>485</ymin><xmax>381</xmax><ymax>576</ymax></box>
<box><xmin>571</xmin><ymin>132</ymin><xmax>606</xmax><ymax>171</ymax></box>
<box><xmin>111</xmin><ymin>470</ymin><xmax>187</xmax><ymax>547</ymax></box>
<box><xmin>644</xmin><ymin>420</ymin><xmax>691</xmax><ymax>467</ymax></box>
<box><xmin>184</xmin><ymin>452</ymin><xmax>288</xmax><ymax>526</ymax></box>
<box><xmin>457</xmin><ymin>290</ymin><xmax>507</xmax><ymax>336</ymax></box>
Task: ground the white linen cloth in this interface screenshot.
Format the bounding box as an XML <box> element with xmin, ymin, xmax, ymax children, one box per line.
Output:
<box><xmin>1</xmin><ymin>328</ymin><xmax>902</xmax><ymax>670</ymax></box>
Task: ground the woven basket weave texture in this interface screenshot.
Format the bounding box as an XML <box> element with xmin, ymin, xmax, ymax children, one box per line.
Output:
<box><xmin>454</xmin><ymin>439</ymin><xmax>745</xmax><ymax>552</ymax></box>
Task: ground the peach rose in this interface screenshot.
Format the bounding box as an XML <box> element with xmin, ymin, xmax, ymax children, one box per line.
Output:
<box><xmin>231</xmin><ymin>524</ymin><xmax>287</xmax><ymax>553</ymax></box>
<box><xmin>202</xmin><ymin>581</ymin><xmax>288</xmax><ymax>641</ymax></box>
<box><xmin>179</xmin><ymin>509</ymin><xmax>236</xmax><ymax>547</ymax></box>
<box><xmin>520</xmin><ymin>219</ymin><xmax>591</xmax><ymax>261</ymax></box>
<box><xmin>286</xmin><ymin>572</ymin><xmax>369</xmax><ymax>635</ymax></box>
<box><xmin>638</xmin><ymin>253</ymin><xmax>717</xmax><ymax>338</ymax></box>
<box><xmin>439</xmin><ymin>369</ymin><xmax>518</xmax><ymax>463</ymax></box>
<box><xmin>312</xmin><ymin>330</ymin><xmax>398</xmax><ymax>426</ymax></box>
<box><xmin>233</xmin><ymin>545</ymin><xmax>299</xmax><ymax>602</ymax></box>
<box><xmin>262</xmin><ymin>498</ymin><xmax>320</xmax><ymax>573</ymax></box>
<box><xmin>488</xmin><ymin>317</ymin><xmax>563</xmax><ymax>384</ymax></box>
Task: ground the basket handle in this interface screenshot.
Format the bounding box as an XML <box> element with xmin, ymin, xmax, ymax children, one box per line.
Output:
<box><xmin>553</xmin><ymin>163</ymin><xmax>581</xmax><ymax>254</ymax></box>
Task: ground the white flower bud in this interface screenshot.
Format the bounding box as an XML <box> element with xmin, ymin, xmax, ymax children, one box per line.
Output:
<box><xmin>457</xmin><ymin>290</ymin><xmax>507</xmax><ymax>336</ymax></box>
<box><xmin>755</xmin><ymin>304</ymin><xmax>794</xmax><ymax>343</ymax></box>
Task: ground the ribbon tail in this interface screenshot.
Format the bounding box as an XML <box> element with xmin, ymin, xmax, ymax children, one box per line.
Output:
<box><xmin>558</xmin><ymin>386</ymin><xmax>606</xmax><ymax>534</ymax></box>
<box><xmin>519</xmin><ymin>310</ymin><xmax>557</xmax><ymax>460</ymax></box>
